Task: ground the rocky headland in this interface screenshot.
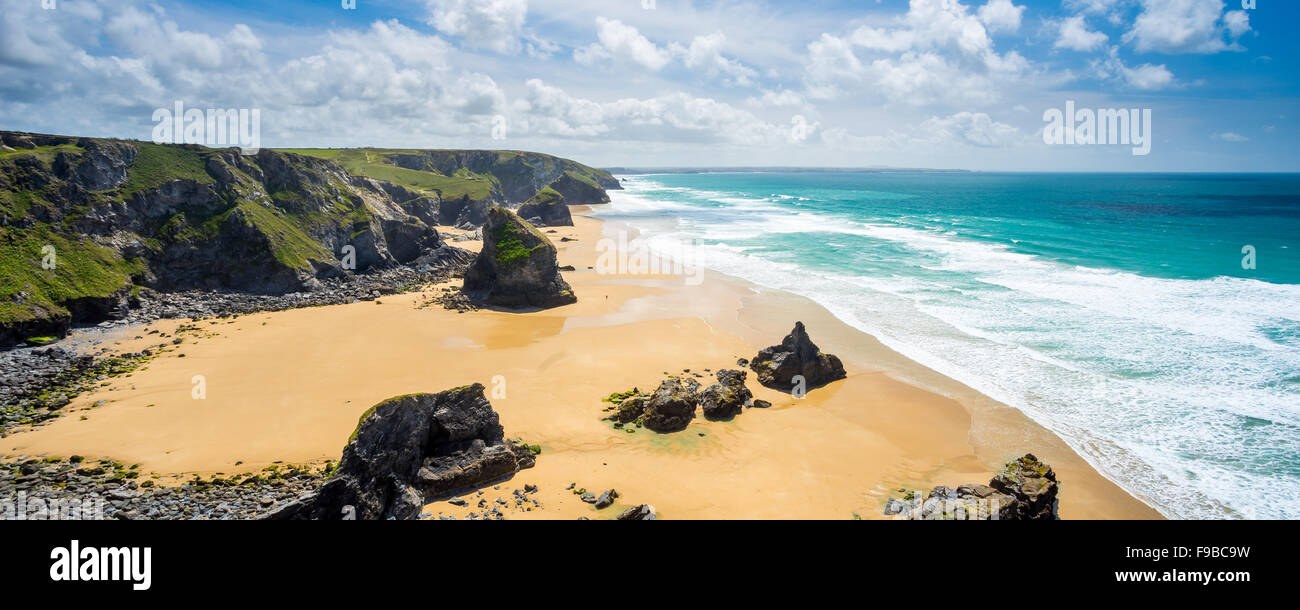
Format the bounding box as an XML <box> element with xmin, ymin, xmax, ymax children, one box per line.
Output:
<box><xmin>0</xmin><ymin>131</ymin><xmax>617</xmax><ymax>348</ymax></box>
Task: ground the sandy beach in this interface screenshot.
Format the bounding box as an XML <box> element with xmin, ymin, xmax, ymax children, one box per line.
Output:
<box><xmin>3</xmin><ymin>207</ymin><xmax>1162</xmax><ymax>520</ymax></box>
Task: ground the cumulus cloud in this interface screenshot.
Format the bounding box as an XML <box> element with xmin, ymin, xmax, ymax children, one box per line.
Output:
<box><xmin>425</xmin><ymin>0</ymin><xmax>529</xmax><ymax>54</ymax></box>
<box><xmin>918</xmin><ymin>111</ymin><xmax>1020</xmax><ymax>147</ymax></box>
<box><xmin>820</xmin><ymin>111</ymin><xmax>1020</xmax><ymax>152</ymax></box>
<box><xmin>978</xmin><ymin>0</ymin><xmax>1026</xmax><ymax>34</ymax></box>
<box><xmin>803</xmin><ymin>0</ymin><xmax>1032</xmax><ymax>106</ymax></box>
<box><xmin>518</xmin><ymin>79</ymin><xmax>814</xmax><ymax>146</ymax></box>
<box><xmin>1055</xmin><ymin>15</ymin><xmax>1109</xmax><ymax>52</ymax></box>
<box><xmin>575</xmin><ymin>17</ymin><xmax>671</xmax><ymax>70</ymax></box>
<box><xmin>1124</xmin><ymin>0</ymin><xmax>1251</xmax><ymax>54</ymax></box>
<box><xmin>673</xmin><ymin>32</ymin><xmax>759</xmax><ymax>87</ymax></box>
<box><xmin>575</xmin><ymin>19</ymin><xmax>758</xmax><ymax>86</ymax></box>
<box><xmin>1093</xmin><ymin>46</ymin><xmax>1176</xmax><ymax>90</ymax></box>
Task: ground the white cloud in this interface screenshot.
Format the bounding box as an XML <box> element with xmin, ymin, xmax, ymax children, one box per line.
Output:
<box><xmin>1213</xmin><ymin>132</ymin><xmax>1249</xmax><ymax>142</ymax></box>
<box><xmin>746</xmin><ymin>89</ymin><xmax>807</xmax><ymax>108</ymax></box>
<box><xmin>575</xmin><ymin>17</ymin><xmax>672</xmax><ymax>71</ymax></box>
<box><xmin>978</xmin><ymin>0</ymin><xmax>1026</xmax><ymax>34</ymax></box>
<box><xmin>425</xmin><ymin>0</ymin><xmax>529</xmax><ymax>54</ymax></box>
<box><xmin>1094</xmin><ymin>46</ymin><xmax>1176</xmax><ymax>90</ymax></box>
<box><xmin>820</xmin><ymin>111</ymin><xmax>1020</xmax><ymax>152</ymax></box>
<box><xmin>918</xmin><ymin>111</ymin><xmax>1020</xmax><ymax>147</ymax></box>
<box><xmin>519</xmin><ymin>79</ymin><xmax>814</xmax><ymax>146</ymax></box>
<box><xmin>673</xmin><ymin>32</ymin><xmax>759</xmax><ymax>87</ymax></box>
<box><xmin>1055</xmin><ymin>16</ymin><xmax>1109</xmax><ymax>52</ymax></box>
<box><xmin>804</xmin><ymin>0</ymin><xmax>1032</xmax><ymax>106</ymax></box>
<box><xmin>1124</xmin><ymin>0</ymin><xmax>1251</xmax><ymax>54</ymax></box>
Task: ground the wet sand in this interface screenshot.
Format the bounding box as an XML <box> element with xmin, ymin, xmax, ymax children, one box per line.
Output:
<box><xmin>4</xmin><ymin>209</ymin><xmax>1162</xmax><ymax>520</ymax></box>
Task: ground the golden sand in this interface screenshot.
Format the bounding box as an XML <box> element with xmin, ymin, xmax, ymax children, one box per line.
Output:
<box><xmin>3</xmin><ymin>210</ymin><xmax>1162</xmax><ymax>520</ymax></box>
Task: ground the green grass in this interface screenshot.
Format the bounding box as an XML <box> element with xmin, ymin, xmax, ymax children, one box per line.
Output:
<box><xmin>0</xmin><ymin>143</ymin><xmax>84</xmax><ymax>165</ymax></box>
<box><xmin>491</xmin><ymin>217</ymin><xmax>546</xmax><ymax>269</ymax></box>
<box><xmin>526</xmin><ymin>186</ymin><xmax>564</xmax><ymax>206</ymax></box>
<box><xmin>232</xmin><ymin>202</ymin><xmax>330</xmax><ymax>270</ymax></box>
<box><xmin>0</xmin><ymin>223</ymin><xmax>141</xmax><ymax>325</ymax></box>
<box><xmin>281</xmin><ymin>149</ymin><xmax>493</xmax><ymax>201</ymax></box>
<box><xmin>118</xmin><ymin>142</ymin><xmax>214</xmax><ymax>199</ymax></box>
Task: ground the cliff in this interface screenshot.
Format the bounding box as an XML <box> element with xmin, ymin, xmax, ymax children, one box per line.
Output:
<box><xmin>0</xmin><ymin>131</ymin><xmax>619</xmax><ymax>347</ymax></box>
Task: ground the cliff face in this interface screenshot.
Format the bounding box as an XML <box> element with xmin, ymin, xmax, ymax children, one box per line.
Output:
<box><xmin>0</xmin><ymin>131</ymin><xmax>618</xmax><ymax>347</ymax></box>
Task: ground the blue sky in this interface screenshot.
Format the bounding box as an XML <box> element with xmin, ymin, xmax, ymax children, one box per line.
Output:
<box><xmin>1</xmin><ymin>0</ymin><xmax>1295</xmax><ymax>171</ymax></box>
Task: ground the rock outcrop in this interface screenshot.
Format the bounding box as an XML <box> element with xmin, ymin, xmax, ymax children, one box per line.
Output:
<box><xmin>884</xmin><ymin>454</ymin><xmax>1060</xmax><ymax>520</ymax></box>
<box><xmin>515</xmin><ymin>187</ymin><xmax>573</xmax><ymax>227</ymax></box>
<box><xmin>642</xmin><ymin>378</ymin><xmax>698</xmax><ymax>433</ymax></box>
<box><xmin>462</xmin><ymin>207</ymin><xmax>577</xmax><ymax>309</ymax></box>
<box><xmin>699</xmin><ymin>369</ymin><xmax>751</xmax><ymax>420</ymax></box>
<box><xmin>617</xmin><ymin>504</ymin><xmax>657</xmax><ymax>520</ymax></box>
<box><xmin>749</xmin><ymin>322</ymin><xmax>846</xmax><ymax>391</ymax></box>
<box><xmin>263</xmin><ymin>384</ymin><xmax>536</xmax><ymax>520</ymax></box>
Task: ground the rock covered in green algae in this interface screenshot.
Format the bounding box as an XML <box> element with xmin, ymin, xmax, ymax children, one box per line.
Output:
<box><xmin>462</xmin><ymin>207</ymin><xmax>577</xmax><ymax>309</ymax></box>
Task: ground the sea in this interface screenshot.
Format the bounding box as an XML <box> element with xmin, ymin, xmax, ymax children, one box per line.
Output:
<box><xmin>591</xmin><ymin>171</ymin><xmax>1300</xmax><ymax>520</ymax></box>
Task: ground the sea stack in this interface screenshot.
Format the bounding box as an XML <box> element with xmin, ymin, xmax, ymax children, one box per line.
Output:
<box><xmin>749</xmin><ymin>322</ymin><xmax>847</xmax><ymax>391</ymax></box>
<box><xmin>462</xmin><ymin>206</ymin><xmax>577</xmax><ymax>309</ymax></box>
<box><xmin>262</xmin><ymin>384</ymin><xmax>537</xmax><ymax>520</ymax></box>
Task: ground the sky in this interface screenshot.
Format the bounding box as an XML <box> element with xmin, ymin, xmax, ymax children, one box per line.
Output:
<box><xmin>0</xmin><ymin>0</ymin><xmax>1295</xmax><ymax>171</ymax></box>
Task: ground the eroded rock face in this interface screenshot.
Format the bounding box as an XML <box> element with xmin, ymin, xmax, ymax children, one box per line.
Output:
<box><xmin>515</xmin><ymin>188</ymin><xmax>573</xmax><ymax>227</ymax></box>
<box><xmin>749</xmin><ymin>322</ymin><xmax>846</xmax><ymax>391</ymax></box>
<box><xmin>884</xmin><ymin>454</ymin><xmax>1060</xmax><ymax>521</ymax></box>
<box><xmin>700</xmin><ymin>369</ymin><xmax>751</xmax><ymax>420</ymax></box>
<box><xmin>462</xmin><ymin>207</ymin><xmax>577</xmax><ymax>309</ymax></box>
<box><xmin>642</xmin><ymin>378</ymin><xmax>698</xmax><ymax>433</ymax></box>
<box><xmin>263</xmin><ymin>384</ymin><xmax>536</xmax><ymax>520</ymax></box>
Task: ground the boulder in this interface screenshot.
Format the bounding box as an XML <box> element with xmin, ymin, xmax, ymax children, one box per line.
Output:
<box><xmin>611</xmin><ymin>396</ymin><xmax>647</xmax><ymax>424</ymax></box>
<box><xmin>462</xmin><ymin>207</ymin><xmax>577</xmax><ymax>309</ymax></box>
<box><xmin>616</xmin><ymin>504</ymin><xmax>657</xmax><ymax>521</ymax></box>
<box><xmin>641</xmin><ymin>378</ymin><xmax>698</xmax><ymax>433</ymax></box>
<box><xmin>883</xmin><ymin>454</ymin><xmax>1059</xmax><ymax>520</ymax></box>
<box><xmin>699</xmin><ymin>369</ymin><xmax>751</xmax><ymax>420</ymax></box>
<box><xmin>262</xmin><ymin>384</ymin><xmax>535</xmax><ymax>520</ymax></box>
<box><xmin>989</xmin><ymin>453</ymin><xmax>1060</xmax><ymax>520</ymax></box>
<box><xmin>749</xmin><ymin>322</ymin><xmax>846</xmax><ymax>391</ymax></box>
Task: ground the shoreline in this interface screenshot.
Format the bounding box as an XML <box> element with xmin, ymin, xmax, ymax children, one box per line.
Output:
<box><xmin>2</xmin><ymin>207</ymin><xmax>1161</xmax><ymax>520</ymax></box>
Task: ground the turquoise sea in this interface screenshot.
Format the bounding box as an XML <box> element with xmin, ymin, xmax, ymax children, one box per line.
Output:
<box><xmin>593</xmin><ymin>171</ymin><xmax>1300</xmax><ymax>520</ymax></box>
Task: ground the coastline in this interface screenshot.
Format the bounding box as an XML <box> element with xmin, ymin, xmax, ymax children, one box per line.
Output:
<box><xmin>2</xmin><ymin>207</ymin><xmax>1162</xmax><ymax>520</ymax></box>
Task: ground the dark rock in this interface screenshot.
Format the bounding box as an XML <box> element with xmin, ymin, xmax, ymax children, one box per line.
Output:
<box><xmin>616</xmin><ymin>504</ymin><xmax>656</xmax><ymax>521</ymax></box>
<box><xmin>750</xmin><ymin>399</ymin><xmax>772</xmax><ymax>409</ymax></box>
<box><xmin>699</xmin><ymin>369</ymin><xmax>751</xmax><ymax>420</ymax></box>
<box><xmin>642</xmin><ymin>378</ymin><xmax>698</xmax><ymax>433</ymax></box>
<box><xmin>595</xmin><ymin>489</ymin><xmax>619</xmax><ymax>509</ymax></box>
<box><xmin>611</xmin><ymin>396</ymin><xmax>647</xmax><ymax>424</ymax></box>
<box><xmin>462</xmin><ymin>207</ymin><xmax>577</xmax><ymax>309</ymax></box>
<box><xmin>989</xmin><ymin>454</ymin><xmax>1060</xmax><ymax>520</ymax></box>
<box><xmin>749</xmin><ymin>322</ymin><xmax>846</xmax><ymax>391</ymax></box>
<box><xmin>262</xmin><ymin>384</ymin><xmax>536</xmax><ymax>520</ymax></box>
<box><xmin>883</xmin><ymin>454</ymin><xmax>1060</xmax><ymax>520</ymax></box>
